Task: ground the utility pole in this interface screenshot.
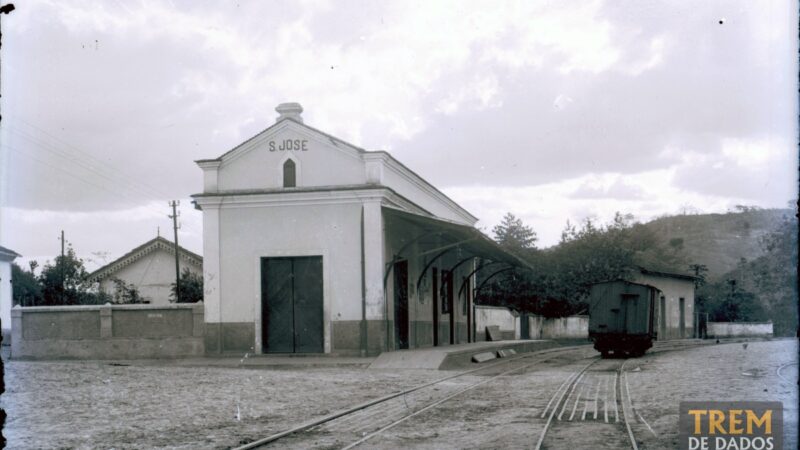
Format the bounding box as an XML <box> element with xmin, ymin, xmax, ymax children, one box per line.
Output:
<box><xmin>59</xmin><ymin>230</ymin><xmax>65</xmax><ymax>304</ymax></box>
<box><xmin>169</xmin><ymin>201</ymin><xmax>181</xmax><ymax>302</ymax></box>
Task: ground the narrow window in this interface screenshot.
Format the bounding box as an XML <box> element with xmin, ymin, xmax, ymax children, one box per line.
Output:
<box><xmin>283</xmin><ymin>159</ymin><xmax>296</xmax><ymax>188</ymax></box>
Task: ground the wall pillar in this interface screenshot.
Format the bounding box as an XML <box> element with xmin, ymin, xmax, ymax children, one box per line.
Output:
<box><xmin>192</xmin><ymin>302</ymin><xmax>205</xmax><ymax>337</ymax></box>
<box><xmin>362</xmin><ymin>201</ymin><xmax>386</xmax><ymax>352</ymax></box>
<box><xmin>10</xmin><ymin>305</ymin><xmax>21</xmax><ymax>356</ymax></box>
<box><xmin>99</xmin><ymin>305</ymin><xmax>113</xmax><ymax>338</ymax></box>
<box><xmin>201</xmin><ymin>201</ymin><xmax>222</xmax><ymax>353</ymax></box>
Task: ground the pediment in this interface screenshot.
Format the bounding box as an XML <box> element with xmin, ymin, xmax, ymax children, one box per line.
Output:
<box><xmin>217</xmin><ymin>119</ymin><xmax>365</xmax><ymax>167</ymax></box>
<box><xmin>213</xmin><ymin>119</ymin><xmax>368</xmax><ymax>190</ymax></box>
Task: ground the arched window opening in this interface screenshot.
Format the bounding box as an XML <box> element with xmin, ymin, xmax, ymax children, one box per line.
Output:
<box><xmin>283</xmin><ymin>159</ymin><xmax>296</xmax><ymax>188</ymax></box>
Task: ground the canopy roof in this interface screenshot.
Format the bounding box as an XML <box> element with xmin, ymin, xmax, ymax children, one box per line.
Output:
<box><xmin>382</xmin><ymin>206</ymin><xmax>534</xmax><ymax>271</ymax></box>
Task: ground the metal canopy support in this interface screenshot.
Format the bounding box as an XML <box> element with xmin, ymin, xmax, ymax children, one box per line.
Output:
<box><xmin>456</xmin><ymin>260</ymin><xmax>507</xmax><ymax>299</ymax></box>
<box><xmin>415</xmin><ymin>248</ymin><xmax>455</xmax><ymax>292</ymax></box>
<box><xmin>473</xmin><ymin>267</ymin><xmax>515</xmax><ymax>303</ymax></box>
<box><xmin>417</xmin><ymin>237</ymin><xmax>477</xmax><ymax>257</ymax></box>
<box><xmin>447</xmin><ymin>256</ymin><xmax>476</xmax><ymax>277</ymax></box>
<box><xmin>383</xmin><ymin>230</ymin><xmax>444</xmax><ymax>291</ymax></box>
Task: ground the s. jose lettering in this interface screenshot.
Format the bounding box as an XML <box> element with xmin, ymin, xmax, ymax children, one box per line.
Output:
<box><xmin>269</xmin><ymin>139</ymin><xmax>309</xmax><ymax>151</ymax></box>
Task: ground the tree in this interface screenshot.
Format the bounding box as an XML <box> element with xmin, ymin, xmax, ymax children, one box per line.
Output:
<box><xmin>482</xmin><ymin>211</ymin><xmax>690</xmax><ymax>318</ymax></box>
<box><xmin>11</xmin><ymin>262</ymin><xmax>42</xmax><ymax>306</ymax></box>
<box><xmin>170</xmin><ymin>268</ymin><xmax>203</xmax><ymax>303</ymax></box>
<box><xmin>492</xmin><ymin>213</ymin><xmax>537</xmax><ymax>253</ymax></box>
<box><xmin>111</xmin><ymin>278</ymin><xmax>145</xmax><ymax>304</ymax></box>
<box><xmin>38</xmin><ymin>245</ymin><xmax>94</xmax><ymax>305</ymax></box>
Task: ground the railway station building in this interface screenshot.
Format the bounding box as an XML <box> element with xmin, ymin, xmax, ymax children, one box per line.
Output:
<box><xmin>193</xmin><ymin>103</ymin><xmax>526</xmax><ymax>356</ymax></box>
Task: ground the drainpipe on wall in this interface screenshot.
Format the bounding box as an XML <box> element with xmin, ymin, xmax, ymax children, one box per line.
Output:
<box><xmin>360</xmin><ymin>206</ymin><xmax>367</xmax><ymax>357</ymax></box>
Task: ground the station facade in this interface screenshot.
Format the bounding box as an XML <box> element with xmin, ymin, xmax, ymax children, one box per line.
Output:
<box><xmin>634</xmin><ymin>268</ymin><xmax>696</xmax><ymax>339</ymax></box>
<box><xmin>193</xmin><ymin>103</ymin><xmax>522</xmax><ymax>355</ymax></box>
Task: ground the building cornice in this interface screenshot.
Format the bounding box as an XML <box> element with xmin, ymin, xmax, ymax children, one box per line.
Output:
<box><xmin>192</xmin><ymin>184</ymin><xmax>431</xmax><ymax>217</ymax></box>
<box><xmin>363</xmin><ymin>151</ymin><xmax>478</xmax><ymax>225</ymax></box>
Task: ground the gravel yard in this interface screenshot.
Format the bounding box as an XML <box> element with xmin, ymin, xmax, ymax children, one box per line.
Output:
<box><xmin>2</xmin><ymin>340</ymin><xmax>797</xmax><ymax>449</ymax></box>
<box><xmin>1</xmin><ymin>359</ymin><xmax>441</xmax><ymax>449</ymax></box>
<box><xmin>626</xmin><ymin>339</ymin><xmax>798</xmax><ymax>449</ymax></box>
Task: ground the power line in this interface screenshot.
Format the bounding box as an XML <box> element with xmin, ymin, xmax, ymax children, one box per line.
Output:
<box><xmin>2</xmin><ymin>121</ymin><xmax>203</xmax><ymax>234</ymax></box>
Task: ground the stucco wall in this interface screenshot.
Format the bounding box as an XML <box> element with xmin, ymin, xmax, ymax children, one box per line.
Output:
<box><xmin>98</xmin><ymin>248</ymin><xmax>202</xmax><ymax>305</ymax></box>
<box><xmin>211</xmin><ymin>202</ymin><xmax>362</xmax><ymax>354</ymax></box>
<box><xmin>379</xmin><ymin>160</ymin><xmax>474</xmax><ymax>225</ymax></box>
<box><xmin>708</xmin><ymin>322</ymin><xmax>773</xmax><ymax>338</ymax></box>
<box><xmin>529</xmin><ymin>315</ymin><xmax>589</xmax><ymax>340</ymax></box>
<box><xmin>1</xmin><ymin>260</ymin><xmax>12</xmax><ymax>341</ymax></box>
<box><xmin>475</xmin><ymin>305</ymin><xmax>519</xmax><ymax>341</ymax></box>
<box><xmin>634</xmin><ymin>273</ymin><xmax>695</xmax><ymax>340</ymax></box>
<box><xmin>11</xmin><ymin>303</ymin><xmax>204</xmax><ymax>359</ymax></box>
<box><xmin>217</xmin><ymin>123</ymin><xmax>366</xmax><ymax>191</ymax></box>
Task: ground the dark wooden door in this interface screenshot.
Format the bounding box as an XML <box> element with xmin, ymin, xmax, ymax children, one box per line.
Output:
<box><xmin>261</xmin><ymin>256</ymin><xmax>323</xmax><ymax>353</ymax></box>
<box><xmin>432</xmin><ymin>268</ymin><xmax>439</xmax><ymax>346</ymax></box>
<box><xmin>443</xmin><ymin>270</ymin><xmax>455</xmax><ymax>345</ymax></box>
<box><xmin>394</xmin><ymin>261</ymin><xmax>409</xmax><ymax>349</ymax></box>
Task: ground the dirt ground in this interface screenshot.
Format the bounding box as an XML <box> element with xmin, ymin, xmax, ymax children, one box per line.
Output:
<box><xmin>1</xmin><ymin>360</ymin><xmax>441</xmax><ymax>449</ymax></box>
<box><xmin>2</xmin><ymin>341</ymin><xmax>796</xmax><ymax>449</ymax></box>
<box><xmin>625</xmin><ymin>339</ymin><xmax>798</xmax><ymax>450</ymax></box>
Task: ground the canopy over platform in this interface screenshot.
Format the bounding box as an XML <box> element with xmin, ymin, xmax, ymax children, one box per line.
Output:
<box><xmin>382</xmin><ymin>206</ymin><xmax>534</xmax><ymax>271</ymax></box>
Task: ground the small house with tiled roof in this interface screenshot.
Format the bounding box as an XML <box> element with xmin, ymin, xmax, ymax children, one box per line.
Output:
<box><xmin>88</xmin><ymin>237</ymin><xmax>202</xmax><ymax>305</ymax></box>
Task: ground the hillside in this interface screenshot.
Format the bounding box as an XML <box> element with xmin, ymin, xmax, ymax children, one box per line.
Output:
<box><xmin>642</xmin><ymin>208</ymin><xmax>793</xmax><ymax>280</ymax></box>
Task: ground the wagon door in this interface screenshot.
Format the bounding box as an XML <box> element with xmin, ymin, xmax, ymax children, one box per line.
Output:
<box><xmin>620</xmin><ymin>293</ymin><xmax>640</xmax><ymax>334</ymax></box>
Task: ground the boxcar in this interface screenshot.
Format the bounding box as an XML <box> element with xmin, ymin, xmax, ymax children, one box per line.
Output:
<box><xmin>588</xmin><ymin>280</ymin><xmax>660</xmax><ymax>357</ymax></box>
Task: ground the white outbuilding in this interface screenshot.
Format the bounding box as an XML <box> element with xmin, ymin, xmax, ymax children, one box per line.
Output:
<box><xmin>0</xmin><ymin>245</ymin><xmax>21</xmax><ymax>344</ymax></box>
<box><xmin>87</xmin><ymin>236</ymin><xmax>203</xmax><ymax>305</ymax></box>
<box><xmin>193</xmin><ymin>103</ymin><xmax>526</xmax><ymax>355</ymax></box>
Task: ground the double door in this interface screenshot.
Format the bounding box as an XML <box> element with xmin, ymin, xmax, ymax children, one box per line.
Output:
<box><xmin>261</xmin><ymin>256</ymin><xmax>323</xmax><ymax>353</ymax></box>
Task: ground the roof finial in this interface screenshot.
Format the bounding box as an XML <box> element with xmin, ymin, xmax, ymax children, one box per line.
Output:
<box><xmin>276</xmin><ymin>102</ymin><xmax>303</xmax><ymax>123</ymax></box>
<box><xmin>157</xmin><ymin>226</ymin><xmax>160</xmax><ymax>237</ymax></box>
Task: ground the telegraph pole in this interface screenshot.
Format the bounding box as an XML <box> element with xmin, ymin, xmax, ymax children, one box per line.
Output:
<box><xmin>169</xmin><ymin>201</ymin><xmax>181</xmax><ymax>302</ymax></box>
<box><xmin>60</xmin><ymin>230</ymin><xmax>65</xmax><ymax>304</ymax></box>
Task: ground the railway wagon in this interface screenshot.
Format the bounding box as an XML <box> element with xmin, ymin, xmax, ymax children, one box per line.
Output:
<box><xmin>588</xmin><ymin>280</ymin><xmax>660</xmax><ymax>357</ymax></box>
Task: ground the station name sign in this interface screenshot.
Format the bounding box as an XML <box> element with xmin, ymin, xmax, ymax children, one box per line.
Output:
<box><xmin>269</xmin><ymin>139</ymin><xmax>308</xmax><ymax>151</ymax></box>
<box><xmin>679</xmin><ymin>402</ymin><xmax>782</xmax><ymax>450</ymax></box>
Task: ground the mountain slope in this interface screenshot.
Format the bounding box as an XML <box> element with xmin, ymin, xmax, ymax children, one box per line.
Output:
<box><xmin>642</xmin><ymin>209</ymin><xmax>793</xmax><ymax>280</ymax></box>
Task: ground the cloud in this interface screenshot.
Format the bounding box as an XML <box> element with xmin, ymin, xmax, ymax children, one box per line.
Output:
<box><xmin>671</xmin><ymin>137</ymin><xmax>797</xmax><ymax>202</ymax></box>
<box><xmin>1</xmin><ymin>201</ymin><xmax>203</xmax><ymax>271</ymax></box>
<box><xmin>570</xmin><ymin>177</ymin><xmax>646</xmax><ymax>200</ymax></box>
<box><xmin>1</xmin><ymin>0</ymin><xmax>795</xmax><ymax>258</ymax></box>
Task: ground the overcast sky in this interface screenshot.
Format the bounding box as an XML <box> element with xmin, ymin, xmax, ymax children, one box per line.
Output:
<box><xmin>0</xmin><ymin>0</ymin><xmax>796</xmax><ymax>270</ymax></box>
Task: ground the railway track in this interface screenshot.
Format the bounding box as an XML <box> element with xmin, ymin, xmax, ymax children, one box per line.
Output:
<box><xmin>234</xmin><ymin>340</ymin><xmax>711</xmax><ymax>449</ymax></box>
<box><xmin>534</xmin><ymin>340</ymin><xmax>713</xmax><ymax>450</ymax></box>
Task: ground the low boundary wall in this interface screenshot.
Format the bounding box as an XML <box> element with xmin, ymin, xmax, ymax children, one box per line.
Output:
<box><xmin>11</xmin><ymin>303</ymin><xmax>204</xmax><ymax>359</ymax></box>
<box><xmin>529</xmin><ymin>315</ymin><xmax>589</xmax><ymax>340</ymax></box>
<box><xmin>474</xmin><ymin>305</ymin><xmax>519</xmax><ymax>341</ymax></box>
<box><xmin>708</xmin><ymin>321</ymin><xmax>773</xmax><ymax>338</ymax></box>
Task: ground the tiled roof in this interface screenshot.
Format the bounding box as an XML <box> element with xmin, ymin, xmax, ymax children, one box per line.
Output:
<box><xmin>87</xmin><ymin>237</ymin><xmax>202</xmax><ymax>281</ymax></box>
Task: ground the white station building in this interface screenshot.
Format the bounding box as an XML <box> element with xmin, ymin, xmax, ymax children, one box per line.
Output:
<box><xmin>193</xmin><ymin>103</ymin><xmax>525</xmax><ymax>355</ymax></box>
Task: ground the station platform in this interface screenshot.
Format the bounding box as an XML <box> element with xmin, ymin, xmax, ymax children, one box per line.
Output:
<box><xmin>369</xmin><ymin>339</ymin><xmax>563</xmax><ymax>370</ymax></box>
